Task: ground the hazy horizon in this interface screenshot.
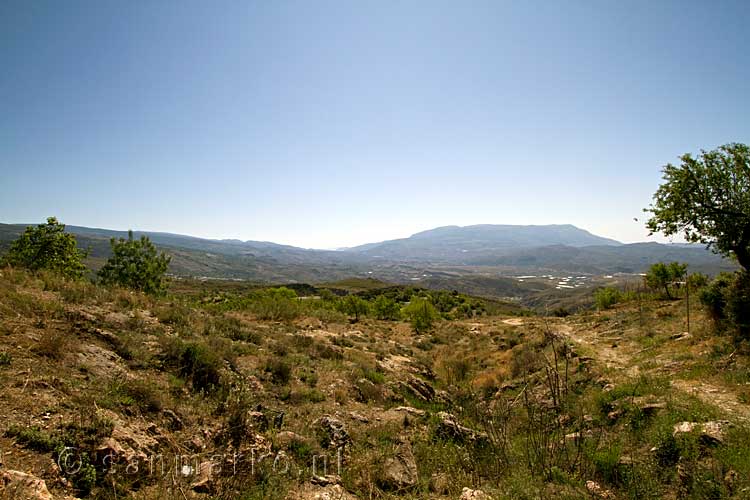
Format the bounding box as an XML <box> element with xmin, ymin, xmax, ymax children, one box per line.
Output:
<box><xmin>2</xmin><ymin>1</ymin><xmax>748</xmax><ymax>248</ymax></box>
<box><xmin>0</xmin><ymin>218</ymin><xmax>694</xmax><ymax>251</ymax></box>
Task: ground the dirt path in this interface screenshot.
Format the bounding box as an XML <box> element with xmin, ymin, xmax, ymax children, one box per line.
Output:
<box><xmin>498</xmin><ymin>316</ymin><xmax>750</xmax><ymax>423</ymax></box>
<box><xmin>672</xmin><ymin>379</ymin><xmax>750</xmax><ymax>422</ymax></box>
<box><xmin>557</xmin><ymin>318</ymin><xmax>750</xmax><ymax>422</ymax></box>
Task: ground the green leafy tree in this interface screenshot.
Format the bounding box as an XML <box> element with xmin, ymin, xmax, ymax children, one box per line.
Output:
<box><xmin>686</xmin><ymin>272</ymin><xmax>709</xmax><ymax>290</ymax></box>
<box><xmin>371</xmin><ymin>295</ymin><xmax>401</xmax><ymax>320</ymax></box>
<box><xmin>698</xmin><ymin>273</ymin><xmax>734</xmax><ymax>322</ymax></box>
<box><xmin>402</xmin><ymin>297</ymin><xmax>440</xmax><ymax>333</ymax></box>
<box><xmin>98</xmin><ymin>231</ymin><xmax>171</xmax><ymax>295</ymax></box>
<box><xmin>644</xmin><ymin>262</ymin><xmax>687</xmax><ymax>299</ymax></box>
<box><xmin>727</xmin><ymin>271</ymin><xmax>750</xmax><ymax>340</ymax></box>
<box><xmin>2</xmin><ymin>217</ymin><xmax>87</xmax><ymax>278</ymax></box>
<box><xmin>645</xmin><ymin>143</ymin><xmax>750</xmax><ymax>272</ymax></box>
<box><xmin>266</xmin><ymin>286</ymin><xmax>298</xmax><ymax>300</ymax></box>
<box><xmin>341</xmin><ymin>295</ymin><xmax>369</xmax><ymax>322</ymax></box>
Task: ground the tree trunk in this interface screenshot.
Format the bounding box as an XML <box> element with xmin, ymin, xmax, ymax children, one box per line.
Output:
<box><xmin>735</xmin><ymin>247</ymin><xmax>750</xmax><ymax>273</ymax></box>
<box><xmin>664</xmin><ymin>284</ymin><xmax>672</xmax><ymax>300</ymax></box>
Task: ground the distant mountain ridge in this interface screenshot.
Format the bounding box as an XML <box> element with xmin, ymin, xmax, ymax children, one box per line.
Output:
<box><xmin>345</xmin><ymin>224</ymin><xmax>621</xmax><ymax>262</ymax></box>
<box><xmin>0</xmin><ymin>222</ymin><xmax>734</xmax><ymax>292</ymax></box>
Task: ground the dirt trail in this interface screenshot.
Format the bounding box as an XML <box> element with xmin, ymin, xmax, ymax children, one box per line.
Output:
<box><xmin>497</xmin><ymin>316</ymin><xmax>750</xmax><ymax>423</ymax></box>
<box><xmin>560</xmin><ymin>318</ymin><xmax>750</xmax><ymax>422</ymax></box>
<box><xmin>672</xmin><ymin>379</ymin><xmax>750</xmax><ymax>422</ymax></box>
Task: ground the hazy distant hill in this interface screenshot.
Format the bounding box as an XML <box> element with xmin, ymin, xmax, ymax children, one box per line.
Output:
<box><xmin>468</xmin><ymin>242</ymin><xmax>735</xmax><ymax>275</ymax></box>
<box><xmin>0</xmin><ymin>223</ymin><xmax>363</xmax><ymax>282</ymax></box>
<box><xmin>346</xmin><ymin>224</ymin><xmax>621</xmax><ymax>261</ymax></box>
<box><xmin>0</xmin><ymin>222</ymin><xmax>734</xmax><ymax>295</ymax></box>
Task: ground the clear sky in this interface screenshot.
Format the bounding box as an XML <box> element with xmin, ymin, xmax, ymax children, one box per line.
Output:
<box><xmin>1</xmin><ymin>1</ymin><xmax>748</xmax><ymax>249</ymax></box>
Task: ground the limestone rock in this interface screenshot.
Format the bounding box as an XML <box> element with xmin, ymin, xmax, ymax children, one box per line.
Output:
<box><xmin>276</xmin><ymin>431</ymin><xmax>313</xmax><ymax>450</ymax></box>
<box><xmin>287</xmin><ymin>483</ymin><xmax>358</xmax><ymax>500</ymax></box>
<box><xmin>392</xmin><ymin>406</ymin><xmax>426</xmax><ymax>417</ymax></box>
<box><xmin>163</xmin><ymin>409</ymin><xmax>183</xmax><ymax>430</ymax></box>
<box><xmin>401</xmin><ymin>376</ymin><xmax>435</xmax><ymax>402</ymax></box>
<box><xmin>191</xmin><ymin>461</ymin><xmax>216</xmax><ymax>494</ymax></box>
<box><xmin>429</xmin><ymin>472</ymin><xmax>451</xmax><ymax>494</ymax></box>
<box><xmin>673</xmin><ymin>420</ymin><xmax>732</xmax><ymax>445</ymax></box>
<box><xmin>314</xmin><ymin>415</ymin><xmax>350</xmax><ymax>449</ymax></box>
<box><xmin>248</xmin><ymin>410</ymin><xmax>269</xmax><ymax>431</ymax></box>
<box><xmin>459</xmin><ymin>487</ymin><xmax>493</xmax><ymax>500</ymax></box>
<box><xmin>0</xmin><ymin>470</ymin><xmax>53</xmax><ymax>500</ymax></box>
<box><xmin>585</xmin><ymin>480</ymin><xmax>615</xmax><ymax>499</ymax></box>
<box><xmin>380</xmin><ymin>438</ymin><xmax>418</xmax><ymax>490</ymax></box>
<box><xmin>436</xmin><ymin>412</ymin><xmax>488</xmax><ymax>444</ymax></box>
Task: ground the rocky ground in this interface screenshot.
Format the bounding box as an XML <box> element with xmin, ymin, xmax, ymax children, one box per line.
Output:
<box><xmin>1</xmin><ymin>269</ymin><xmax>749</xmax><ymax>499</ymax></box>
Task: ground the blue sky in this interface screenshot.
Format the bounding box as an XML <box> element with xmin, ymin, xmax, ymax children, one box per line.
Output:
<box><xmin>1</xmin><ymin>1</ymin><xmax>748</xmax><ymax>249</ymax></box>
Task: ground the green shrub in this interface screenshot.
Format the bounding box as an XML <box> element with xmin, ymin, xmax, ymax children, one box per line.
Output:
<box><xmin>5</xmin><ymin>425</ymin><xmax>60</xmax><ymax>452</ymax></box>
<box><xmin>106</xmin><ymin>379</ymin><xmax>164</xmax><ymax>413</ymax></box>
<box><xmin>686</xmin><ymin>272</ymin><xmax>709</xmax><ymax>290</ymax></box>
<box><xmin>98</xmin><ymin>230</ymin><xmax>171</xmax><ymax>295</ymax></box>
<box><xmin>699</xmin><ymin>273</ymin><xmax>733</xmax><ymax>322</ymax></box>
<box><xmin>183</xmin><ymin>344</ymin><xmax>222</xmax><ymax>392</ymax></box>
<box><xmin>551</xmin><ymin>307</ymin><xmax>570</xmax><ymax>317</ymax></box>
<box><xmin>727</xmin><ymin>271</ymin><xmax>750</xmax><ymax>341</ymax></box>
<box><xmin>594</xmin><ymin>287</ymin><xmax>619</xmax><ymax>310</ymax></box>
<box><xmin>265</xmin><ymin>358</ymin><xmax>292</xmax><ymax>384</ymax></box>
<box><xmin>372</xmin><ymin>295</ymin><xmax>400</xmax><ymax>320</ymax></box>
<box><xmin>402</xmin><ymin>297</ymin><xmax>440</xmax><ymax>333</ymax></box>
<box><xmin>2</xmin><ymin>217</ymin><xmax>88</xmax><ymax>278</ymax></box>
<box><xmin>340</xmin><ymin>295</ymin><xmax>370</xmax><ymax>322</ymax></box>
<box><xmin>644</xmin><ymin>262</ymin><xmax>687</xmax><ymax>299</ymax></box>
<box><xmin>35</xmin><ymin>330</ymin><xmax>68</xmax><ymax>360</ymax></box>
<box><xmin>250</xmin><ymin>288</ymin><xmax>300</xmax><ymax>321</ymax></box>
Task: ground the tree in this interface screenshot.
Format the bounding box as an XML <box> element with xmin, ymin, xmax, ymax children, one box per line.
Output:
<box><xmin>2</xmin><ymin>217</ymin><xmax>87</xmax><ymax>278</ymax></box>
<box><xmin>644</xmin><ymin>262</ymin><xmax>687</xmax><ymax>299</ymax></box>
<box><xmin>371</xmin><ymin>295</ymin><xmax>401</xmax><ymax>320</ymax></box>
<box><xmin>98</xmin><ymin>231</ymin><xmax>170</xmax><ymax>295</ymax></box>
<box><xmin>402</xmin><ymin>297</ymin><xmax>440</xmax><ymax>333</ymax></box>
<box><xmin>341</xmin><ymin>295</ymin><xmax>369</xmax><ymax>322</ymax></box>
<box><xmin>645</xmin><ymin>143</ymin><xmax>750</xmax><ymax>272</ymax></box>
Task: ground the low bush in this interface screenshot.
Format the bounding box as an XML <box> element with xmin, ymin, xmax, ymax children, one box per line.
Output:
<box><xmin>35</xmin><ymin>330</ymin><xmax>68</xmax><ymax>360</ymax></box>
<box><xmin>594</xmin><ymin>287</ymin><xmax>619</xmax><ymax>310</ymax></box>
<box><xmin>250</xmin><ymin>288</ymin><xmax>301</xmax><ymax>321</ymax></box>
<box><xmin>402</xmin><ymin>297</ymin><xmax>440</xmax><ymax>333</ymax></box>
<box><xmin>265</xmin><ymin>358</ymin><xmax>292</xmax><ymax>385</ymax></box>
<box><xmin>179</xmin><ymin>343</ymin><xmax>223</xmax><ymax>392</ymax></box>
<box><xmin>4</xmin><ymin>425</ymin><xmax>60</xmax><ymax>452</ymax></box>
<box><xmin>727</xmin><ymin>271</ymin><xmax>750</xmax><ymax>341</ymax></box>
<box><xmin>699</xmin><ymin>273</ymin><xmax>734</xmax><ymax>323</ymax></box>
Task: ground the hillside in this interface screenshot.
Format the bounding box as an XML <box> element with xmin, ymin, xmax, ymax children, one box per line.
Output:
<box><xmin>468</xmin><ymin>242</ymin><xmax>736</xmax><ymax>275</ymax></box>
<box><xmin>1</xmin><ymin>268</ymin><xmax>749</xmax><ymax>499</ymax></box>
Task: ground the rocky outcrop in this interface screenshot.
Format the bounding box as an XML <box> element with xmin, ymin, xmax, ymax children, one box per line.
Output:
<box><xmin>287</xmin><ymin>483</ymin><xmax>358</xmax><ymax>500</ymax></box>
<box><xmin>459</xmin><ymin>487</ymin><xmax>493</xmax><ymax>499</ymax></box>
<box><xmin>0</xmin><ymin>470</ymin><xmax>53</xmax><ymax>500</ymax></box>
<box><xmin>399</xmin><ymin>376</ymin><xmax>435</xmax><ymax>403</ymax></box>
<box><xmin>380</xmin><ymin>438</ymin><xmax>418</xmax><ymax>490</ymax></box>
<box><xmin>436</xmin><ymin>412</ymin><xmax>488</xmax><ymax>444</ymax></box>
<box><xmin>429</xmin><ymin>472</ymin><xmax>451</xmax><ymax>494</ymax></box>
<box><xmin>276</xmin><ymin>431</ymin><xmax>314</xmax><ymax>450</ymax></box>
<box><xmin>190</xmin><ymin>461</ymin><xmax>216</xmax><ymax>494</ymax></box>
<box><xmin>314</xmin><ymin>416</ymin><xmax>350</xmax><ymax>449</ymax></box>
<box><xmin>585</xmin><ymin>480</ymin><xmax>615</xmax><ymax>499</ymax></box>
<box><xmin>673</xmin><ymin>420</ymin><xmax>732</xmax><ymax>445</ymax></box>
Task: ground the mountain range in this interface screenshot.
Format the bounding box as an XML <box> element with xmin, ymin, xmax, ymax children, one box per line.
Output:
<box><xmin>0</xmin><ymin>222</ymin><xmax>736</xmax><ymax>299</ymax></box>
<box><xmin>345</xmin><ymin>224</ymin><xmax>621</xmax><ymax>262</ymax></box>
